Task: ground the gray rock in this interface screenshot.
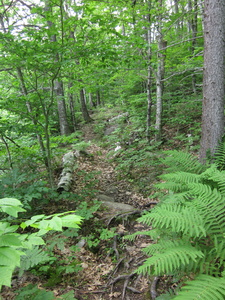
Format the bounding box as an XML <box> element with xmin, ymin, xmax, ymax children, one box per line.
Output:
<box><xmin>101</xmin><ymin>201</ymin><xmax>135</xmax><ymax>213</ymax></box>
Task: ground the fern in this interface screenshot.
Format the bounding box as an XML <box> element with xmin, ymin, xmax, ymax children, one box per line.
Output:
<box><xmin>138</xmin><ymin>203</ymin><xmax>206</xmax><ymax>238</ymax></box>
<box><xmin>174</xmin><ymin>275</ymin><xmax>225</xmax><ymax>300</ymax></box>
<box><xmin>162</xmin><ymin>150</ymin><xmax>206</xmax><ymax>174</ymax></box>
<box><xmin>138</xmin><ymin>244</ymin><xmax>204</xmax><ymax>276</ymax></box>
<box><xmin>131</xmin><ymin>149</ymin><xmax>225</xmax><ymax>298</ymax></box>
<box><xmin>19</xmin><ymin>247</ymin><xmax>52</xmax><ymax>276</ymax></box>
<box><xmin>214</xmin><ymin>140</ymin><xmax>225</xmax><ymax>170</ymax></box>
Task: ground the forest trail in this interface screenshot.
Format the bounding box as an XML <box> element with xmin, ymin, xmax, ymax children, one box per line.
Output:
<box><xmin>68</xmin><ymin>121</ymin><xmax>160</xmax><ymax>300</ymax></box>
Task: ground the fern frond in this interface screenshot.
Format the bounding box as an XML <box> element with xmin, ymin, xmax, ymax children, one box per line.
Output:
<box><xmin>163</xmin><ymin>151</ymin><xmax>206</xmax><ymax>174</ymax></box>
<box><xmin>203</xmin><ymin>167</ymin><xmax>225</xmax><ymax>196</ymax></box>
<box><xmin>137</xmin><ymin>245</ymin><xmax>204</xmax><ymax>276</ymax></box>
<box><xmin>174</xmin><ymin>275</ymin><xmax>225</xmax><ymax>300</ymax></box>
<box><xmin>124</xmin><ymin>230</ymin><xmax>153</xmax><ymax>241</ymax></box>
<box><xmin>19</xmin><ymin>246</ymin><xmax>52</xmax><ymax>276</ymax></box>
<box><xmin>214</xmin><ymin>140</ymin><xmax>225</xmax><ymax>171</ymax></box>
<box><xmin>143</xmin><ymin>239</ymin><xmax>183</xmax><ymax>256</ymax></box>
<box><xmin>138</xmin><ymin>203</ymin><xmax>206</xmax><ymax>237</ymax></box>
<box><xmin>189</xmin><ymin>184</ymin><xmax>225</xmax><ymax>234</ymax></box>
<box><xmin>155</xmin><ymin>181</ymin><xmax>189</xmax><ymax>193</ymax></box>
<box><xmin>162</xmin><ymin>172</ymin><xmax>200</xmax><ymax>185</ymax></box>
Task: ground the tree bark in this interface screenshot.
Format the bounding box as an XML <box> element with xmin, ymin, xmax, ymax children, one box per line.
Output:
<box><xmin>199</xmin><ymin>0</ymin><xmax>225</xmax><ymax>161</ymax></box>
<box><xmin>45</xmin><ymin>0</ymin><xmax>70</xmax><ymax>136</ymax></box>
<box><xmin>96</xmin><ymin>89</ymin><xmax>101</xmax><ymax>106</ymax></box>
<box><xmin>145</xmin><ymin>1</ymin><xmax>152</xmax><ymax>143</ymax></box>
<box><xmin>155</xmin><ymin>0</ymin><xmax>166</xmax><ymax>141</ymax></box>
<box><xmin>187</xmin><ymin>0</ymin><xmax>198</xmax><ymax>94</ymax></box>
<box><xmin>55</xmin><ymin>80</ymin><xmax>71</xmax><ymax>135</ymax></box>
<box><xmin>68</xmin><ymin>82</ymin><xmax>77</xmax><ymax>132</ymax></box>
<box><xmin>80</xmin><ymin>88</ymin><xmax>93</xmax><ymax>123</ymax></box>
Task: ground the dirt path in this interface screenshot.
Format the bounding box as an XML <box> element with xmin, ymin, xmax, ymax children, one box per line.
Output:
<box><xmin>1</xmin><ymin>121</ymin><xmax>161</xmax><ymax>300</ymax></box>
<box><xmin>69</xmin><ymin>123</ymin><xmax>158</xmax><ymax>300</ymax></box>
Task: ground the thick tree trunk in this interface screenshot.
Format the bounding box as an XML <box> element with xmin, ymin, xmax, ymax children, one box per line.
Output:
<box><xmin>199</xmin><ymin>0</ymin><xmax>225</xmax><ymax>161</ymax></box>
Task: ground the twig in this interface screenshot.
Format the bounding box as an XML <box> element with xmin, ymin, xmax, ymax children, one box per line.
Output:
<box><xmin>108</xmin><ymin>257</ymin><xmax>125</xmax><ymax>280</ymax></box>
<box><xmin>127</xmin><ymin>286</ymin><xmax>141</xmax><ymax>294</ymax></box>
<box><xmin>150</xmin><ymin>276</ymin><xmax>159</xmax><ymax>300</ymax></box>
<box><xmin>122</xmin><ymin>278</ymin><xmax>129</xmax><ymax>300</ymax></box>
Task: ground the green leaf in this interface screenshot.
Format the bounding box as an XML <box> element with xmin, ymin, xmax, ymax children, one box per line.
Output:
<box><xmin>61</xmin><ymin>214</ymin><xmax>83</xmax><ymax>228</ymax></box>
<box><xmin>49</xmin><ymin>216</ymin><xmax>63</xmax><ymax>231</ymax></box>
<box><xmin>0</xmin><ymin>222</ymin><xmax>18</xmax><ymax>234</ymax></box>
<box><xmin>0</xmin><ymin>234</ymin><xmax>22</xmax><ymax>247</ymax></box>
<box><xmin>21</xmin><ymin>214</ymin><xmax>45</xmax><ymax>228</ymax></box>
<box><xmin>0</xmin><ymin>197</ymin><xmax>26</xmax><ymax>217</ymax></box>
<box><xmin>0</xmin><ymin>198</ymin><xmax>22</xmax><ymax>206</ymax></box>
<box><xmin>0</xmin><ymin>247</ymin><xmax>22</xmax><ymax>266</ymax></box>
<box><xmin>1</xmin><ymin>206</ymin><xmax>26</xmax><ymax>217</ymax></box>
<box><xmin>0</xmin><ymin>266</ymin><xmax>14</xmax><ymax>287</ymax></box>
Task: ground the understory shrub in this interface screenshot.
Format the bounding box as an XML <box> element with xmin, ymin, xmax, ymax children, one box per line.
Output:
<box><xmin>126</xmin><ymin>150</ymin><xmax>225</xmax><ymax>299</ymax></box>
<box><xmin>0</xmin><ymin>197</ymin><xmax>82</xmax><ymax>291</ymax></box>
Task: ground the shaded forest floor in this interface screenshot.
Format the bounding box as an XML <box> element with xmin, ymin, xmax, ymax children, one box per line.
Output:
<box><xmin>1</xmin><ymin>112</ymin><xmax>178</xmax><ymax>300</ymax></box>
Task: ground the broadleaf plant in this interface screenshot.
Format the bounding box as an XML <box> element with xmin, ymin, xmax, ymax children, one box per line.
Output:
<box><xmin>0</xmin><ymin>197</ymin><xmax>82</xmax><ymax>290</ymax></box>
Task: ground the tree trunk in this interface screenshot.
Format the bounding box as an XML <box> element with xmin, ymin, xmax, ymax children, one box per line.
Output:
<box><xmin>96</xmin><ymin>89</ymin><xmax>101</xmax><ymax>106</ymax></box>
<box><xmin>174</xmin><ymin>0</ymin><xmax>180</xmax><ymax>34</ymax></box>
<box><xmin>199</xmin><ymin>0</ymin><xmax>225</xmax><ymax>161</ymax></box>
<box><xmin>55</xmin><ymin>80</ymin><xmax>71</xmax><ymax>135</ymax></box>
<box><xmin>89</xmin><ymin>93</ymin><xmax>96</xmax><ymax>108</ymax></box>
<box><xmin>155</xmin><ymin>0</ymin><xmax>166</xmax><ymax>141</ymax></box>
<box><xmin>68</xmin><ymin>82</ymin><xmax>77</xmax><ymax>132</ymax></box>
<box><xmin>146</xmin><ymin>5</ymin><xmax>152</xmax><ymax>143</ymax></box>
<box><xmin>187</xmin><ymin>0</ymin><xmax>198</xmax><ymax>94</ymax></box>
<box><xmin>80</xmin><ymin>89</ymin><xmax>93</xmax><ymax>123</ymax></box>
<box><xmin>45</xmin><ymin>0</ymin><xmax>70</xmax><ymax>136</ymax></box>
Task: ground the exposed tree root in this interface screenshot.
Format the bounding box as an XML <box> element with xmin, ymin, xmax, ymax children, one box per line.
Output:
<box><xmin>150</xmin><ymin>276</ymin><xmax>159</xmax><ymax>300</ymax></box>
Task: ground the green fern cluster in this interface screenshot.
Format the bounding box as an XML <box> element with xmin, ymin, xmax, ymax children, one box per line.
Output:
<box><xmin>135</xmin><ymin>150</ymin><xmax>225</xmax><ymax>299</ymax></box>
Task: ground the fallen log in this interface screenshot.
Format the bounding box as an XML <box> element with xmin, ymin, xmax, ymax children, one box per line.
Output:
<box><xmin>57</xmin><ymin>151</ymin><xmax>76</xmax><ymax>192</ymax></box>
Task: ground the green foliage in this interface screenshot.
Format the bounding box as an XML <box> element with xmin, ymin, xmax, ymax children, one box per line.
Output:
<box><xmin>214</xmin><ymin>140</ymin><xmax>225</xmax><ymax>170</ymax></box>
<box><xmin>15</xmin><ymin>282</ymin><xmax>77</xmax><ymax>300</ymax></box>
<box><xmin>0</xmin><ymin>170</ymin><xmax>55</xmax><ymax>210</ymax></box>
<box><xmin>131</xmin><ymin>150</ymin><xmax>225</xmax><ymax>299</ymax></box>
<box><xmin>0</xmin><ymin>197</ymin><xmax>82</xmax><ymax>290</ymax></box>
<box><xmin>173</xmin><ymin>275</ymin><xmax>225</xmax><ymax>300</ymax></box>
<box><xmin>15</xmin><ymin>284</ymin><xmax>55</xmax><ymax>300</ymax></box>
<box><xmin>85</xmin><ymin>227</ymin><xmax>116</xmax><ymax>250</ymax></box>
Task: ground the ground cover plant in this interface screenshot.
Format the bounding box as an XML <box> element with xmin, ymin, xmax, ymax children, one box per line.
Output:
<box><xmin>126</xmin><ymin>148</ymin><xmax>225</xmax><ymax>299</ymax></box>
